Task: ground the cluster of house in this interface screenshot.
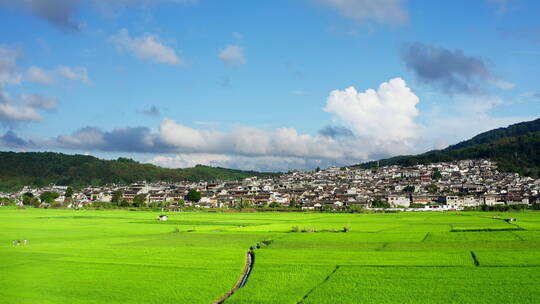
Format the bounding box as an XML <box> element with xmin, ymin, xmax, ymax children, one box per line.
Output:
<box><xmin>3</xmin><ymin>159</ymin><xmax>540</xmax><ymax>211</ymax></box>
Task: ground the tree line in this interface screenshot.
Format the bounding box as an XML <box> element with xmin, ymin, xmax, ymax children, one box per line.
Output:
<box><xmin>0</xmin><ymin>152</ymin><xmax>279</xmax><ymax>192</ymax></box>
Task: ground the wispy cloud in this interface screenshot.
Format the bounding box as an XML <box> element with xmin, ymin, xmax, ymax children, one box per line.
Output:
<box><xmin>24</xmin><ymin>65</ymin><xmax>90</xmax><ymax>85</ymax></box>
<box><xmin>0</xmin><ymin>46</ymin><xmax>59</xmax><ymax>127</ymax></box>
<box><xmin>219</xmin><ymin>45</ymin><xmax>246</xmax><ymax>67</ymax></box>
<box><xmin>110</xmin><ymin>29</ymin><xmax>181</xmax><ymax>65</ymax></box>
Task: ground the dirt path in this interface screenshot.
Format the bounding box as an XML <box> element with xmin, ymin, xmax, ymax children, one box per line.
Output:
<box><xmin>213</xmin><ymin>249</ymin><xmax>254</xmax><ymax>304</ymax></box>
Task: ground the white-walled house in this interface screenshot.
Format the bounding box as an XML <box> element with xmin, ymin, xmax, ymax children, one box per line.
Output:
<box><xmin>387</xmin><ymin>194</ymin><xmax>410</xmax><ymax>207</ymax></box>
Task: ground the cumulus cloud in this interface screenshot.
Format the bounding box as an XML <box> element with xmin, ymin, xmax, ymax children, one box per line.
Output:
<box><xmin>5</xmin><ymin>74</ymin><xmax>529</xmax><ymax>171</ymax></box>
<box><xmin>7</xmin><ymin>78</ymin><xmax>427</xmax><ymax>170</ymax></box>
<box><xmin>0</xmin><ymin>46</ymin><xmax>62</xmax><ymax>126</ymax></box>
<box><xmin>110</xmin><ymin>29</ymin><xmax>181</xmax><ymax>65</ymax></box>
<box><xmin>32</xmin><ymin>118</ymin><xmax>368</xmax><ymax>162</ymax></box>
<box><xmin>401</xmin><ymin>42</ymin><xmax>513</xmax><ymax>94</ymax></box>
<box><xmin>219</xmin><ymin>45</ymin><xmax>246</xmax><ymax>67</ymax></box>
<box><xmin>313</xmin><ymin>0</ymin><xmax>408</xmax><ymax>25</ymax></box>
<box><xmin>324</xmin><ymin>77</ymin><xmax>420</xmax><ymax>146</ymax></box>
<box><xmin>157</xmin><ymin>119</ymin><xmax>352</xmax><ymax>158</ymax></box>
<box><xmin>0</xmin><ymin>94</ymin><xmax>58</xmax><ymax>126</ymax></box>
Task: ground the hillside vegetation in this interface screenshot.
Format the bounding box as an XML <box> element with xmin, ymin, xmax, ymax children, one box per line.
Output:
<box><xmin>358</xmin><ymin>119</ymin><xmax>540</xmax><ymax>177</ymax></box>
<box><xmin>0</xmin><ymin>152</ymin><xmax>279</xmax><ymax>191</ymax></box>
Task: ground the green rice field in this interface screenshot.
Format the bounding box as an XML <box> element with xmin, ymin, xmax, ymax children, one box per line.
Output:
<box><xmin>1</xmin><ymin>208</ymin><xmax>540</xmax><ymax>303</ymax></box>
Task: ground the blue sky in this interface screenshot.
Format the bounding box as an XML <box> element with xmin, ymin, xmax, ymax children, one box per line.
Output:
<box><xmin>1</xmin><ymin>0</ymin><xmax>540</xmax><ymax>171</ymax></box>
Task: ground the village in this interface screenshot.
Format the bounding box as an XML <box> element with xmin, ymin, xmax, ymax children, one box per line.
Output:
<box><xmin>2</xmin><ymin>159</ymin><xmax>539</xmax><ymax>211</ymax></box>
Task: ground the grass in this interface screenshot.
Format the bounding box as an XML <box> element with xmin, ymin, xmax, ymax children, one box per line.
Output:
<box><xmin>301</xmin><ymin>266</ymin><xmax>540</xmax><ymax>304</ymax></box>
<box><xmin>1</xmin><ymin>208</ymin><xmax>540</xmax><ymax>303</ymax></box>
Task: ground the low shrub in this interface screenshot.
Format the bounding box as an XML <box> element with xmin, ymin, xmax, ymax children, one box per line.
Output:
<box><xmin>51</xmin><ymin>202</ymin><xmax>64</xmax><ymax>209</ymax></box>
<box><xmin>301</xmin><ymin>227</ymin><xmax>316</xmax><ymax>233</ymax></box>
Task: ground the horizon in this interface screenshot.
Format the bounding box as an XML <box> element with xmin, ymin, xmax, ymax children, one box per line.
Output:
<box><xmin>1</xmin><ymin>0</ymin><xmax>540</xmax><ymax>171</ymax></box>
<box><xmin>0</xmin><ymin>115</ymin><xmax>534</xmax><ymax>174</ymax></box>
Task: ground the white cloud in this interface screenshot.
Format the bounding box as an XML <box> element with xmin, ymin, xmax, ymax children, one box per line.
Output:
<box><xmin>0</xmin><ymin>46</ymin><xmax>58</xmax><ymax>126</ymax></box>
<box><xmin>23</xmin><ymin>94</ymin><xmax>57</xmax><ymax>110</ymax></box>
<box><xmin>219</xmin><ymin>45</ymin><xmax>246</xmax><ymax>67</ymax></box>
<box><xmin>110</xmin><ymin>28</ymin><xmax>180</xmax><ymax>65</ymax></box>
<box><xmin>313</xmin><ymin>0</ymin><xmax>408</xmax><ymax>25</ymax></box>
<box><xmin>25</xmin><ymin>66</ymin><xmax>55</xmax><ymax>85</ymax></box>
<box><xmin>24</xmin><ymin>65</ymin><xmax>90</xmax><ymax>85</ymax></box>
<box><xmin>57</xmin><ymin>66</ymin><xmax>90</xmax><ymax>83</ymax></box>
<box><xmin>324</xmin><ymin>77</ymin><xmax>420</xmax><ymax>145</ymax></box>
<box><xmin>8</xmin><ymin>74</ymin><xmax>530</xmax><ymax>171</ymax></box>
<box><xmin>157</xmin><ymin>119</ymin><xmax>355</xmax><ymax>159</ymax></box>
<box><xmin>0</xmin><ymin>93</ymin><xmax>58</xmax><ymax>125</ymax></box>
<box><xmin>18</xmin><ymin>78</ymin><xmax>425</xmax><ymax>170</ymax></box>
<box><xmin>0</xmin><ymin>102</ymin><xmax>41</xmax><ymax>122</ymax></box>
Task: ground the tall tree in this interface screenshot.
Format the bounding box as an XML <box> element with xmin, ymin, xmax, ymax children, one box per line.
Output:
<box><xmin>65</xmin><ymin>187</ymin><xmax>74</xmax><ymax>198</ymax></box>
<box><xmin>132</xmin><ymin>194</ymin><xmax>147</xmax><ymax>207</ymax></box>
<box><xmin>186</xmin><ymin>189</ymin><xmax>201</xmax><ymax>202</ymax></box>
<box><xmin>39</xmin><ymin>191</ymin><xmax>59</xmax><ymax>204</ymax></box>
<box><xmin>432</xmin><ymin>168</ymin><xmax>442</xmax><ymax>180</ymax></box>
<box><xmin>111</xmin><ymin>190</ymin><xmax>123</xmax><ymax>203</ymax></box>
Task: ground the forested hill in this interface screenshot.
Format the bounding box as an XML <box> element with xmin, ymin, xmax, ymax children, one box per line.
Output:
<box><xmin>0</xmin><ymin>152</ymin><xmax>279</xmax><ymax>192</ymax></box>
<box><xmin>446</xmin><ymin>118</ymin><xmax>540</xmax><ymax>150</ymax></box>
<box><xmin>357</xmin><ymin>118</ymin><xmax>540</xmax><ymax>178</ymax></box>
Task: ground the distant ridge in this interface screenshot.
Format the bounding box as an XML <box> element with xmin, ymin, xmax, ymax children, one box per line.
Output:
<box><xmin>446</xmin><ymin>118</ymin><xmax>540</xmax><ymax>150</ymax></box>
<box><xmin>0</xmin><ymin>152</ymin><xmax>279</xmax><ymax>191</ymax></box>
<box><xmin>357</xmin><ymin>118</ymin><xmax>540</xmax><ymax>177</ymax></box>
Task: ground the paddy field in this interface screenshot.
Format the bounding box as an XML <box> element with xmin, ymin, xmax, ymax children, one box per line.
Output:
<box><xmin>1</xmin><ymin>208</ymin><xmax>539</xmax><ymax>303</ymax></box>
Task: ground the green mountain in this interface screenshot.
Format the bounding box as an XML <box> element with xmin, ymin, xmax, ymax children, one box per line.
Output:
<box><xmin>357</xmin><ymin>118</ymin><xmax>540</xmax><ymax>177</ymax></box>
<box><xmin>0</xmin><ymin>152</ymin><xmax>279</xmax><ymax>192</ymax></box>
